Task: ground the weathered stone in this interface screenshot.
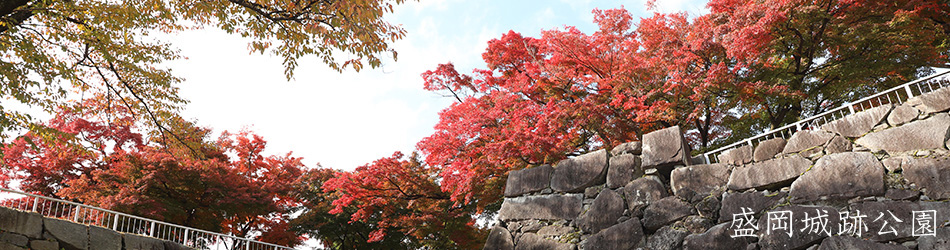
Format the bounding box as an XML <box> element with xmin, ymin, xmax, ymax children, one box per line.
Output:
<box><xmin>718</xmin><ymin>145</ymin><xmax>752</xmax><ymax>165</ymax></box>
<box><xmin>29</xmin><ymin>240</ymin><xmax>58</xmax><ymax>250</ymax></box>
<box><xmin>583</xmin><ymin>218</ymin><xmax>644</xmax><ymax>250</ymax></box>
<box><xmin>641</xmin><ymin>126</ymin><xmax>690</xmax><ymax>169</ymax></box>
<box><xmin>820</xmin><ymin>104</ymin><xmax>892</xmax><ymax>138</ymax></box>
<box><xmin>882</xmin><ymin>156</ymin><xmax>910</xmax><ymax>172</ymax></box>
<box><xmin>89</xmin><ymin>226</ymin><xmax>121</xmax><ymax>250</ymax></box>
<box><xmin>505</xmin><ymin>165</ymin><xmax>554</xmax><ymax>197</ymax></box>
<box><xmin>0</xmin><ymin>207</ymin><xmax>43</xmax><ymax>238</ymax></box>
<box><xmin>622</xmin><ymin>176</ymin><xmax>669</xmax><ymax>217</ymax></box>
<box><xmin>514</xmin><ymin>233</ymin><xmax>572</xmax><ymax>250</ymax></box>
<box><xmin>498</xmin><ymin>194</ymin><xmax>583</xmax><ymax>221</ymax></box>
<box><xmin>671</xmin><ymin>163</ymin><xmax>730</xmax><ymax>202</ymax></box>
<box><xmin>642</xmin><ymin>197</ymin><xmax>694</xmax><ymax>231</ymax></box>
<box><xmin>537</xmin><ymin>225</ymin><xmax>573</xmax><ymax>238</ymax></box>
<box><xmin>855</xmin><ymin>113</ymin><xmax>950</xmax><ymax>154</ymax></box>
<box><xmin>905</xmin><ymin>85</ymin><xmax>950</xmax><ymax>114</ymax></box>
<box><xmin>0</xmin><ymin>232</ymin><xmax>27</xmax><ymax>247</ymax></box>
<box><xmin>483</xmin><ymin>226</ymin><xmax>514</xmax><ymax>250</ymax></box>
<box><xmin>902</xmin><ymin>156</ymin><xmax>950</xmax><ymax>199</ymax></box>
<box><xmin>885</xmin><ymin>189</ymin><xmax>919</xmax><ymax>201</ymax></box>
<box><xmin>672</xmin><ymin>215</ymin><xmax>715</xmax><ymax>234</ymax></box>
<box><xmin>695</xmin><ymin>196</ymin><xmax>721</xmax><ymax>220</ymax></box>
<box><xmin>551</xmin><ymin>149</ymin><xmax>608</xmax><ymax>193</ymax></box>
<box><xmin>0</xmin><ymin>241</ymin><xmax>25</xmax><ymax>250</ymax></box>
<box><xmin>611</xmin><ymin>141</ymin><xmax>642</xmax><ymax>155</ymax></box>
<box><xmin>754</xmin><ymin>138</ymin><xmax>787</xmax><ymax>162</ymax></box>
<box><xmin>161</xmin><ymin>242</ymin><xmax>191</xmax><ymax>250</ymax></box>
<box><xmin>583</xmin><ymin>186</ymin><xmax>602</xmax><ymax>199</ymax></box>
<box><xmin>918</xmin><ymin>227</ymin><xmax>950</xmax><ymax>250</ymax></box>
<box><xmin>519</xmin><ymin>220</ymin><xmax>543</xmax><ymax>233</ymax></box>
<box><xmin>757</xmin><ymin>205</ymin><xmax>841</xmax><ymax>250</ymax></box>
<box><xmin>719</xmin><ymin>191</ymin><xmax>785</xmax><ymax>223</ymax></box>
<box><xmin>646</xmin><ymin>226</ymin><xmax>689</xmax><ymax>250</ymax></box>
<box><xmin>887</xmin><ymin>105</ymin><xmax>920</xmax><ymax>126</ymax></box>
<box><xmin>727</xmin><ymin>155</ymin><xmax>813</xmax><ymax>191</ymax></box>
<box><xmin>849</xmin><ymin>201</ymin><xmax>921</xmax><ymax>242</ymax></box>
<box><xmin>123</xmin><ymin>234</ymin><xmax>164</xmax><ymax>250</ymax></box>
<box><xmin>576</xmin><ymin>189</ymin><xmax>624</xmax><ymax>234</ymax></box>
<box><xmin>606</xmin><ymin>154</ymin><xmax>641</xmax><ymax>189</ymax></box>
<box><xmin>43</xmin><ymin>218</ymin><xmax>88</xmax><ymax>250</ymax></box>
<box><xmin>783</xmin><ymin>130</ymin><xmax>836</xmax><ymax>155</ymax></box>
<box><xmin>682</xmin><ymin>223</ymin><xmax>755</xmax><ymax>250</ymax></box>
<box><xmin>790</xmin><ymin>152</ymin><xmax>885</xmax><ymax>202</ymax></box>
<box><xmin>825</xmin><ymin>136</ymin><xmax>852</xmax><ymax>154</ymax></box>
<box><xmin>817</xmin><ymin>236</ymin><xmax>909</xmax><ymax>250</ymax></box>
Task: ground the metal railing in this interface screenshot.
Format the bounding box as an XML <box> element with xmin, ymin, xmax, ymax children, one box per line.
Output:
<box><xmin>701</xmin><ymin>69</ymin><xmax>950</xmax><ymax>164</ymax></box>
<box><xmin>0</xmin><ymin>187</ymin><xmax>295</xmax><ymax>250</ymax></box>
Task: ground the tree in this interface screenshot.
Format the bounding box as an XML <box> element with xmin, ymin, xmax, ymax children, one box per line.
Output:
<box><xmin>0</xmin><ymin>0</ymin><xmax>407</xmax><ymax>143</ymax></box>
<box><xmin>321</xmin><ymin>152</ymin><xmax>486</xmax><ymax>249</ymax></box>
<box><xmin>707</xmin><ymin>0</ymin><xmax>950</xmax><ymax>128</ymax></box>
<box><xmin>1</xmin><ymin>103</ymin><xmax>305</xmax><ymax>247</ymax></box>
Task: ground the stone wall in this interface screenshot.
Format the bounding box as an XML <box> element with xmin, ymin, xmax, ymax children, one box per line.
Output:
<box><xmin>485</xmin><ymin>86</ymin><xmax>950</xmax><ymax>250</ymax></box>
<box><xmin>0</xmin><ymin>206</ymin><xmax>191</xmax><ymax>250</ymax></box>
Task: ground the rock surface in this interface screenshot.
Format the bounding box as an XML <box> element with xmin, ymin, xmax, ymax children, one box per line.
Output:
<box><xmin>641</xmin><ymin>126</ymin><xmax>689</xmax><ymax>169</ymax></box>
<box><xmin>483</xmin><ymin>226</ymin><xmax>514</xmax><ymax>250</ymax></box>
<box><xmin>790</xmin><ymin>152</ymin><xmax>885</xmax><ymax>202</ymax></box>
<box><xmin>583</xmin><ymin>219</ymin><xmax>644</xmax><ymax>250</ymax></box>
<box><xmin>0</xmin><ymin>207</ymin><xmax>43</xmax><ymax>238</ymax></box>
<box><xmin>622</xmin><ymin>176</ymin><xmax>670</xmax><ymax>217</ymax></box>
<box><xmin>505</xmin><ymin>165</ymin><xmax>554</xmax><ymax>197</ymax></box>
<box><xmin>646</xmin><ymin>226</ymin><xmax>689</xmax><ymax>250</ymax></box>
<box><xmin>906</xmin><ymin>85</ymin><xmax>950</xmax><ymax>114</ymax></box>
<box><xmin>719</xmin><ymin>191</ymin><xmax>785</xmax><ymax>223</ymax></box>
<box><xmin>888</xmin><ymin>105</ymin><xmax>920</xmax><ymax>126</ymax></box>
<box><xmin>611</xmin><ymin>141</ymin><xmax>642</xmax><ymax>155</ymax></box>
<box><xmin>43</xmin><ymin>218</ymin><xmax>87</xmax><ymax>250</ymax></box>
<box><xmin>817</xmin><ymin>236</ymin><xmax>909</xmax><ymax>250</ymax></box>
<box><xmin>821</xmin><ymin>104</ymin><xmax>892</xmax><ymax>138</ymax></box>
<box><xmin>825</xmin><ymin>135</ymin><xmax>852</xmax><ymax>154</ymax></box>
<box><xmin>89</xmin><ymin>226</ymin><xmax>122</xmax><ymax>250</ymax></box>
<box><xmin>642</xmin><ymin>197</ymin><xmax>694</xmax><ymax>231</ymax></box>
<box><xmin>498</xmin><ymin>194</ymin><xmax>583</xmax><ymax>221</ymax></box>
<box><xmin>756</xmin><ymin>205</ymin><xmax>841</xmax><ymax>250</ymax></box>
<box><xmin>754</xmin><ymin>138</ymin><xmax>786</xmax><ymax>162</ymax></box>
<box><xmin>783</xmin><ymin>130</ymin><xmax>835</xmax><ymax>155</ymax></box>
<box><xmin>515</xmin><ymin>233</ymin><xmax>573</xmax><ymax>250</ymax></box>
<box><xmin>576</xmin><ymin>189</ymin><xmax>624</xmax><ymax>234</ymax></box>
<box><xmin>606</xmin><ymin>154</ymin><xmax>641</xmax><ymax>189</ymax></box>
<box><xmin>682</xmin><ymin>223</ymin><xmax>755</xmax><ymax>250</ymax></box>
<box><xmin>671</xmin><ymin>163</ymin><xmax>730</xmax><ymax>202</ymax></box>
<box><xmin>855</xmin><ymin>113</ymin><xmax>950</xmax><ymax>154</ymax></box>
<box><xmin>902</xmin><ymin>156</ymin><xmax>950</xmax><ymax>199</ymax></box>
<box><xmin>727</xmin><ymin>155</ymin><xmax>813</xmax><ymax>191</ymax></box>
<box><xmin>551</xmin><ymin>149</ymin><xmax>609</xmax><ymax>192</ymax></box>
<box><xmin>718</xmin><ymin>145</ymin><xmax>752</xmax><ymax>165</ymax></box>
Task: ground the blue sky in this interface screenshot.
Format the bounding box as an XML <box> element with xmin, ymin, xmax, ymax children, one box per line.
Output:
<box><xmin>168</xmin><ymin>0</ymin><xmax>708</xmax><ymax>171</ymax></box>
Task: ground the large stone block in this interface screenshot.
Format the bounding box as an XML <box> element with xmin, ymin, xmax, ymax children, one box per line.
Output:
<box><xmin>43</xmin><ymin>218</ymin><xmax>88</xmax><ymax>250</ymax></box>
<box><xmin>483</xmin><ymin>226</ymin><xmax>514</xmax><ymax>250</ymax></box>
<box><xmin>576</xmin><ymin>189</ymin><xmax>624</xmax><ymax>234</ymax></box>
<box><xmin>905</xmin><ymin>85</ymin><xmax>950</xmax><ymax>114</ymax></box>
<box><xmin>783</xmin><ymin>130</ymin><xmax>835</xmax><ymax>155</ymax></box>
<box><xmin>717</xmin><ymin>145</ymin><xmax>752</xmax><ymax>165</ymax></box>
<box><xmin>641</xmin><ymin>126</ymin><xmax>690</xmax><ymax>169</ymax></box>
<box><xmin>756</xmin><ymin>205</ymin><xmax>841</xmax><ymax>250</ymax></box>
<box><xmin>514</xmin><ymin>233</ymin><xmax>572</xmax><ymax>250</ymax></box>
<box><xmin>551</xmin><ymin>149</ymin><xmax>608</xmax><ymax>193</ymax></box>
<box><xmin>790</xmin><ymin>152</ymin><xmax>884</xmax><ymax>202</ymax></box>
<box><xmin>754</xmin><ymin>138</ymin><xmax>786</xmax><ymax>162</ymax></box>
<box><xmin>123</xmin><ymin>234</ymin><xmax>164</xmax><ymax>250</ymax></box>
<box><xmin>0</xmin><ymin>241</ymin><xmax>25</xmax><ymax>250</ymax></box>
<box><xmin>606</xmin><ymin>154</ymin><xmax>641</xmax><ymax>189</ymax></box>
<box><xmin>727</xmin><ymin>155</ymin><xmax>812</xmax><ymax>191</ymax></box>
<box><xmin>902</xmin><ymin>156</ymin><xmax>950</xmax><ymax>200</ymax></box>
<box><xmin>0</xmin><ymin>207</ymin><xmax>43</xmax><ymax>238</ymax></box>
<box><xmin>816</xmin><ymin>236</ymin><xmax>909</xmax><ymax>250</ymax></box>
<box><xmin>918</xmin><ymin>227</ymin><xmax>950</xmax><ymax>250</ymax></box>
<box><xmin>89</xmin><ymin>226</ymin><xmax>121</xmax><ymax>250</ymax></box>
<box><xmin>682</xmin><ymin>223</ymin><xmax>755</xmax><ymax>250</ymax></box>
<box><xmin>611</xmin><ymin>141</ymin><xmax>641</xmax><ymax>155</ymax></box>
<box><xmin>671</xmin><ymin>163</ymin><xmax>730</xmax><ymax>203</ymax></box>
<box><xmin>719</xmin><ymin>191</ymin><xmax>785</xmax><ymax>223</ymax></box>
<box><xmin>29</xmin><ymin>240</ymin><xmax>58</xmax><ymax>250</ymax></box>
<box><xmin>820</xmin><ymin>104</ymin><xmax>892</xmax><ymax>138</ymax></box>
<box><xmin>583</xmin><ymin>218</ymin><xmax>644</xmax><ymax>250</ymax></box>
<box><xmin>505</xmin><ymin>165</ymin><xmax>553</xmax><ymax>197</ymax></box>
<box><xmin>848</xmin><ymin>201</ymin><xmax>921</xmax><ymax>242</ymax></box>
<box><xmin>498</xmin><ymin>194</ymin><xmax>582</xmax><ymax>221</ymax></box>
<box><xmin>825</xmin><ymin>135</ymin><xmax>852</xmax><ymax>154</ymax></box>
<box><xmin>887</xmin><ymin>104</ymin><xmax>920</xmax><ymax>126</ymax></box>
<box><xmin>855</xmin><ymin>113</ymin><xmax>950</xmax><ymax>154</ymax></box>
<box><xmin>622</xmin><ymin>176</ymin><xmax>669</xmax><ymax>217</ymax></box>
<box><xmin>646</xmin><ymin>226</ymin><xmax>689</xmax><ymax>250</ymax></box>
<box><xmin>0</xmin><ymin>232</ymin><xmax>27</xmax><ymax>247</ymax></box>
<box><xmin>642</xmin><ymin>197</ymin><xmax>694</xmax><ymax>231</ymax></box>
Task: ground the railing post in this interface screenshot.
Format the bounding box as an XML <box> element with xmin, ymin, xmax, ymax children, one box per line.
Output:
<box><xmin>905</xmin><ymin>85</ymin><xmax>915</xmax><ymax>98</ymax></box>
<box><xmin>183</xmin><ymin>229</ymin><xmax>190</xmax><ymax>246</ymax></box>
<box><xmin>149</xmin><ymin>222</ymin><xmax>156</xmax><ymax>237</ymax></box>
<box><xmin>32</xmin><ymin>197</ymin><xmax>39</xmax><ymax>212</ymax></box>
<box><xmin>246</xmin><ymin>239</ymin><xmax>251</xmax><ymax>250</ymax></box>
<box><xmin>847</xmin><ymin>103</ymin><xmax>855</xmax><ymax>114</ymax></box>
<box><xmin>703</xmin><ymin>154</ymin><xmax>710</xmax><ymax>165</ymax></box>
<box><xmin>73</xmin><ymin>206</ymin><xmax>81</xmax><ymax>222</ymax></box>
<box><xmin>113</xmin><ymin>214</ymin><xmax>120</xmax><ymax>230</ymax></box>
<box><xmin>746</xmin><ymin>140</ymin><xmax>753</xmax><ymax>148</ymax></box>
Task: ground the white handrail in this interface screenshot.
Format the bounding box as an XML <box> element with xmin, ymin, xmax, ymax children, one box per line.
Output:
<box><xmin>0</xmin><ymin>187</ymin><xmax>294</xmax><ymax>250</ymax></box>
<box><xmin>701</xmin><ymin>69</ymin><xmax>950</xmax><ymax>164</ymax></box>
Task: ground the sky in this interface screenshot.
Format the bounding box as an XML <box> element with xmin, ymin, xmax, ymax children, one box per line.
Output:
<box><xmin>168</xmin><ymin>0</ymin><xmax>708</xmax><ymax>171</ymax></box>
